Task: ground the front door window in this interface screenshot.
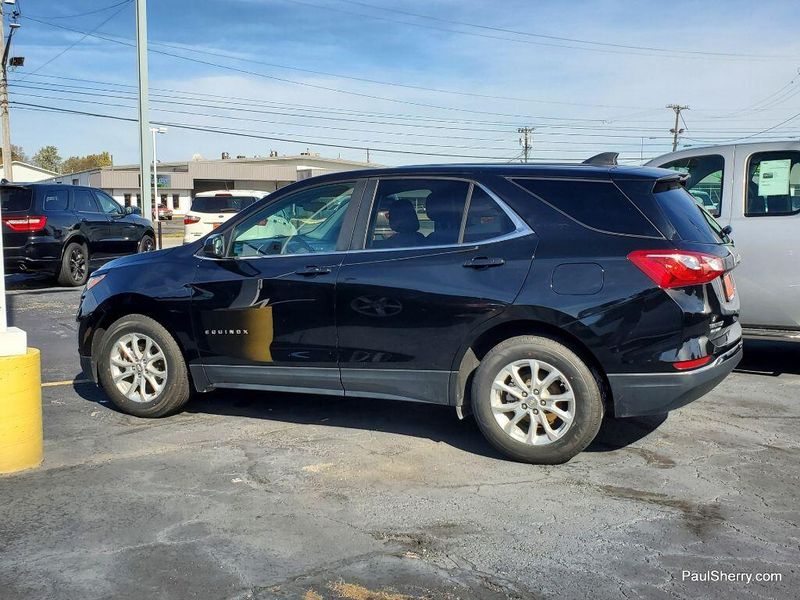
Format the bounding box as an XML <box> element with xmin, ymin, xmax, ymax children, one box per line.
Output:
<box><xmin>229</xmin><ymin>182</ymin><xmax>355</xmax><ymax>257</ymax></box>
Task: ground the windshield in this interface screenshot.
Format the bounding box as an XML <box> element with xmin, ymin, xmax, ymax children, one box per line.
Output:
<box><xmin>1</xmin><ymin>187</ymin><xmax>33</xmax><ymax>212</ymax></box>
<box><xmin>190</xmin><ymin>195</ymin><xmax>260</xmax><ymax>213</ymax></box>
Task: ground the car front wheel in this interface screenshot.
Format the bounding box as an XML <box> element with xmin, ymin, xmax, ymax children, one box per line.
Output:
<box><xmin>472</xmin><ymin>335</ymin><xmax>604</xmax><ymax>464</ymax></box>
<box><xmin>98</xmin><ymin>314</ymin><xmax>191</xmax><ymax>417</ymax></box>
<box><xmin>138</xmin><ymin>234</ymin><xmax>155</xmax><ymax>253</ymax></box>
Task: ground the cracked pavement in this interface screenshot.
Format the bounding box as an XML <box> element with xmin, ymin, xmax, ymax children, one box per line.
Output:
<box><xmin>1</xmin><ymin>279</ymin><xmax>798</xmax><ymax>599</ymax></box>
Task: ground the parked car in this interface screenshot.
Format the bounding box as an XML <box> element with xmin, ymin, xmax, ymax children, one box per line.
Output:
<box><xmin>2</xmin><ymin>183</ymin><xmax>155</xmax><ymax>287</ymax></box>
<box><xmin>77</xmin><ymin>160</ymin><xmax>741</xmax><ymax>464</ymax></box>
<box><xmin>648</xmin><ymin>141</ymin><xmax>800</xmax><ymax>340</ymax></box>
<box><xmin>157</xmin><ymin>205</ymin><xmax>173</xmax><ymax>221</ymax></box>
<box><xmin>182</xmin><ymin>190</ymin><xmax>268</xmax><ymax>244</ymax></box>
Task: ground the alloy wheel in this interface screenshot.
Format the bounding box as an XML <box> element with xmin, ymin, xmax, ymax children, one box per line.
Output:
<box><xmin>109</xmin><ymin>333</ymin><xmax>168</xmax><ymax>403</ymax></box>
<box><xmin>491</xmin><ymin>359</ymin><xmax>575</xmax><ymax>445</ymax></box>
<box><xmin>69</xmin><ymin>247</ymin><xmax>87</xmax><ymax>282</ymax></box>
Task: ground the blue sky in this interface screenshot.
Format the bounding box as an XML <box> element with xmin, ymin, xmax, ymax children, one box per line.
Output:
<box><xmin>8</xmin><ymin>0</ymin><xmax>800</xmax><ymax>166</ymax></box>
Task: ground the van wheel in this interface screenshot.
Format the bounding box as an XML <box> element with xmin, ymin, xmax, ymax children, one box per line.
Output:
<box><xmin>138</xmin><ymin>234</ymin><xmax>155</xmax><ymax>253</ymax></box>
<box><xmin>98</xmin><ymin>314</ymin><xmax>191</xmax><ymax>418</ymax></box>
<box><xmin>472</xmin><ymin>335</ymin><xmax>604</xmax><ymax>464</ymax></box>
<box><xmin>57</xmin><ymin>241</ymin><xmax>89</xmax><ymax>286</ymax></box>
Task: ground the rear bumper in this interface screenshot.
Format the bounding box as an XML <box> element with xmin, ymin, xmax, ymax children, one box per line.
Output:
<box><xmin>3</xmin><ymin>251</ymin><xmax>60</xmax><ymax>274</ymax></box>
<box><xmin>607</xmin><ymin>342</ymin><xmax>743</xmax><ymax>418</ymax></box>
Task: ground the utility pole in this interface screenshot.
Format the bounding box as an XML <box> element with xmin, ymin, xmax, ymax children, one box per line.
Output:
<box><xmin>366</xmin><ymin>148</ymin><xmax>370</xmax><ymax>163</ymax></box>
<box><xmin>518</xmin><ymin>127</ymin><xmax>533</xmax><ymax>163</ymax></box>
<box><xmin>135</xmin><ymin>0</ymin><xmax>153</xmax><ymax>227</ymax></box>
<box><xmin>1</xmin><ymin>3</ymin><xmax>17</xmax><ymax>181</ymax></box>
<box><xmin>666</xmin><ymin>104</ymin><xmax>689</xmax><ymax>152</ymax></box>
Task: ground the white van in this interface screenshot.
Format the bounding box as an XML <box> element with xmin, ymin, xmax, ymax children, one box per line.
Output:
<box><xmin>648</xmin><ymin>141</ymin><xmax>800</xmax><ymax>340</ymax></box>
<box><xmin>183</xmin><ymin>190</ymin><xmax>269</xmax><ymax>244</ymax></box>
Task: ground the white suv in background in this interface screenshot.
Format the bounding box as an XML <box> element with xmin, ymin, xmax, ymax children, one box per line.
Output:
<box><xmin>183</xmin><ymin>190</ymin><xmax>269</xmax><ymax>244</ymax></box>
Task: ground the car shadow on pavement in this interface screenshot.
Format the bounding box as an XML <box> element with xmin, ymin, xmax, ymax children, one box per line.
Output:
<box><xmin>737</xmin><ymin>339</ymin><xmax>800</xmax><ymax>377</ymax></box>
<box><xmin>74</xmin><ymin>380</ymin><xmax>667</xmax><ymax>461</ymax></box>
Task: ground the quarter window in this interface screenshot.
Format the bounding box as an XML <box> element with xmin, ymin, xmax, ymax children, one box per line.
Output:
<box><xmin>229</xmin><ymin>182</ymin><xmax>355</xmax><ymax>257</ymax></box>
<box><xmin>42</xmin><ymin>189</ymin><xmax>69</xmax><ymax>212</ymax></box>
<box><xmin>745</xmin><ymin>151</ymin><xmax>800</xmax><ymax>217</ymax></box>
<box><xmin>513</xmin><ymin>178</ymin><xmax>660</xmax><ymax>237</ymax></box>
<box><xmin>657</xmin><ymin>154</ymin><xmax>724</xmax><ymax>217</ymax></box>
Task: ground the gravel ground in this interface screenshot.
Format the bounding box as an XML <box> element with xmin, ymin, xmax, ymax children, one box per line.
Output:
<box><xmin>1</xmin><ymin>277</ymin><xmax>798</xmax><ymax>600</ymax></box>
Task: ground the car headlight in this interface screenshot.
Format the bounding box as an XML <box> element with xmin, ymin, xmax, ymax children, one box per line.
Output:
<box><xmin>85</xmin><ymin>273</ymin><xmax>107</xmax><ymax>291</ymax></box>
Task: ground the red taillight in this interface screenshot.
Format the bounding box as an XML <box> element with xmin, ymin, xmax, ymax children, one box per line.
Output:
<box><xmin>2</xmin><ymin>215</ymin><xmax>47</xmax><ymax>232</ymax></box>
<box><xmin>673</xmin><ymin>356</ymin><xmax>712</xmax><ymax>370</ymax></box>
<box><xmin>184</xmin><ymin>215</ymin><xmax>201</xmax><ymax>225</ymax></box>
<box><xmin>627</xmin><ymin>249</ymin><xmax>725</xmax><ymax>288</ymax></box>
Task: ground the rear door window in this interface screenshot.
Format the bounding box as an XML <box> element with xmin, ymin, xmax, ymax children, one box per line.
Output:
<box><xmin>745</xmin><ymin>151</ymin><xmax>800</xmax><ymax>216</ymax></box>
<box><xmin>513</xmin><ymin>178</ymin><xmax>660</xmax><ymax>237</ymax></box>
<box><xmin>42</xmin><ymin>189</ymin><xmax>69</xmax><ymax>212</ymax></box>
<box><xmin>0</xmin><ymin>186</ymin><xmax>32</xmax><ymax>212</ymax></box>
<box><xmin>656</xmin><ymin>154</ymin><xmax>724</xmax><ymax>217</ymax></box>
<box><xmin>462</xmin><ymin>186</ymin><xmax>516</xmax><ymax>243</ymax></box>
<box><xmin>652</xmin><ymin>180</ymin><xmax>729</xmax><ymax>244</ymax></box>
<box><xmin>191</xmin><ymin>195</ymin><xmax>260</xmax><ymax>213</ymax></box>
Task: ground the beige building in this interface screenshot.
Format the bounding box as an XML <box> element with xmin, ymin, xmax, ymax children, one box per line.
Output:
<box><xmin>42</xmin><ymin>154</ymin><xmax>374</xmax><ymax>214</ymax></box>
<box><xmin>2</xmin><ymin>161</ymin><xmax>60</xmax><ymax>182</ymax></box>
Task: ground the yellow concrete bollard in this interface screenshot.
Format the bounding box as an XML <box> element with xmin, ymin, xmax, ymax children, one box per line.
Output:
<box><xmin>0</xmin><ymin>348</ymin><xmax>43</xmax><ymax>475</ymax></box>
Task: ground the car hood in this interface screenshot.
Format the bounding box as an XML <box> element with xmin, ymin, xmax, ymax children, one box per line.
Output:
<box><xmin>96</xmin><ymin>247</ymin><xmax>180</xmax><ymax>274</ymax></box>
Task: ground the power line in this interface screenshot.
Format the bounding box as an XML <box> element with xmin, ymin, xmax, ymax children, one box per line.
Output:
<box><xmin>332</xmin><ymin>0</ymin><xmax>794</xmax><ymax>60</ymax></box>
<box><xmin>280</xmin><ymin>0</ymin><xmax>794</xmax><ymax>61</ymax></box>
<box><xmin>21</xmin><ymin>0</ymin><xmax>131</xmax><ymax>20</ymax></box>
<box><xmin>14</xmin><ymin>101</ymin><xmax>654</xmax><ymax>161</ymax></box>
<box><xmin>19</xmin><ymin>1</ymin><xmax>132</xmax><ymax>81</ymax></box>
<box><xmin>20</xmin><ymin>15</ymin><xmax>619</xmax><ymax>123</ymax></box>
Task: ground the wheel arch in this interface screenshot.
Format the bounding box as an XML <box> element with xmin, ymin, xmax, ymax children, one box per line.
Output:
<box><xmin>84</xmin><ymin>293</ymin><xmax>191</xmax><ymax>379</ymax></box>
<box><xmin>60</xmin><ymin>234</ymin><xmax>89</xmax><ymax>258</ymax></box>
<box><xmin>450</xmin><ymin>317</ymin><xmax>613</xmax><ymax>416</ymax></box>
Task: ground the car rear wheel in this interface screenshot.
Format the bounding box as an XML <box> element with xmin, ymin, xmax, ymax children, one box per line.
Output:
<box><xmin>472</xmin><ymin>335</ymin><xmax>604</xmax><ymax>464</ymax></box>
<box><xmin>138</xmin><ymin>234</ymin><xmax>155</xmax><ymax>253</ymax></box>
<box><xmin>98</xmin><ymin>314</ymin><xmax>191</xmax><ymax>417</ymax></box>
<box><xmin>57</xmin><ymin>241</ymin><xmax>89</xmax><ymax>287</ymax></box>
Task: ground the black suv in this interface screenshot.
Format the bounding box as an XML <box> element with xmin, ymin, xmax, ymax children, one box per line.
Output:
<box><xmin>77</xmin><ymin>162</ymin><xmax>741</xmax><ymax>463</ymax></box>
<box><xmin>2</xmin><ymin>183</ymin><xmax>155</xmax><ymax>286</ymax></box>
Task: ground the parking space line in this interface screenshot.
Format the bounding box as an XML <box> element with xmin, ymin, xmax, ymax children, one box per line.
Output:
<box><xmin>41</xmin><ymin>379</ymin><xmax>92</xmax><ymax>388</ymax></box>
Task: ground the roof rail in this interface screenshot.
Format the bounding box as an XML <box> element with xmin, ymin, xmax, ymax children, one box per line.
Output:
<box><xmin>582</xmin><ymin>152</ymin><xmax>619</xmax><ymax>166</ymax></box>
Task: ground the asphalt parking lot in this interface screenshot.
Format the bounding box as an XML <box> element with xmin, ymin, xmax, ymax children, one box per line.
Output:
<box><xmin>1</xmin><ymin>275</ymin><xmax>798</xmax><ymax>600</ymax></box>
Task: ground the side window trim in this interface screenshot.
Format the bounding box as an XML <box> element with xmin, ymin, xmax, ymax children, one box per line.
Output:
<box><xmin>352</xmin><ymin>177</ymin><xmax>531</xmax><ymax>253</ymax></box>
<box><xmin>744</xmin><ymin>151</ymin><xmax>800</xmax><ymax>218</ymax></box>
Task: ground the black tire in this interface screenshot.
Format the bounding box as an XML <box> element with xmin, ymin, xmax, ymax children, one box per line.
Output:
<box><xmin>98</xmin><ymin>314</ymin><xmax>191</xmax><ymax>418</ymax></box>
<box><xmin>138</xmin><ymin>233</ymin><xmax>155</xmax><ymax>253</ymax></box>
<box><xmin>472</xmin><ymin>335</ymin><xmax>604</xmax><ymax>464</ymax></box>
<box><xmin>57</xmin><ymin>241</ymin><xmax>89</xmax><ymax>286</ymax></box>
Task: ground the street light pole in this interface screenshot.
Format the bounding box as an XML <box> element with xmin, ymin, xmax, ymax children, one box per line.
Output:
<box><xmin>135</xmin><ymin>0</ymin><xmax>153</xmax><ymax>229</ymax></box>
<box><xmin>150</xmin><ymin>126</ymin><xmax>166</xmax><ymax>248</ymax></box>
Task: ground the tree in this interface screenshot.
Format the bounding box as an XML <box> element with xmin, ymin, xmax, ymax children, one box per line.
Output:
<box><xmin>32</xmin><ymin>145</ymin><xmax>62</xmax><ymax>173</ymax></box>
<box><xmin>0</xmin><ymin>144</ymin><xmax>28</xmax><ymax>164</ymax></box>
<box><xmin>61</xmin><ymin>151</ymin><xmax>113</xmax><ymax>174</ymax></box>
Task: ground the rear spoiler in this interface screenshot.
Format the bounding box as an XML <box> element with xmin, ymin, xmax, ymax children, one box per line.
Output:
<box><xmin>583</xmin><ymin>152</ymin><xmax>619</xmax><ymax>166</ymax></box>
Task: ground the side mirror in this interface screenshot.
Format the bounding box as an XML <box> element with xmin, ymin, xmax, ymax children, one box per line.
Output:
<box><xmin>721</xmin><ymin>225</ymin><xmax>733</xmax><ymax>236</ymax></box>
<box><xmin>125</xmin><ymin>206</ymin><xmax>141</xmax><ymax>215</ymax></box>
<box><xmin>203</xmin><ymin>234</ymin><xmax>225</xmax><ymax>258</ymax></box>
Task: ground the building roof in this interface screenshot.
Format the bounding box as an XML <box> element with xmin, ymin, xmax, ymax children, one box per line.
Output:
<box><xmin>0</xmin><ymin>161</ymin><xmax>60</xmax><ymax>176</ymax></box>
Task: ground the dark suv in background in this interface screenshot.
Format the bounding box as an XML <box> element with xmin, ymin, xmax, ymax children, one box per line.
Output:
<box><xmin>77</xmin><ymin>160</ymin><xmax>741</xmax><ymax>464</ymax></box>
<box><xmin>2</xmin><ymin>183</ymin><xmax>155</xmax><ymax>286</ymax></box>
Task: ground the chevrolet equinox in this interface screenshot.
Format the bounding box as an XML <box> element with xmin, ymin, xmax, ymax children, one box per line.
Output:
<box><xmin>77</xmin><ymin>160</ymin><xmax>742</xmax><ymax>464</ymax></box>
